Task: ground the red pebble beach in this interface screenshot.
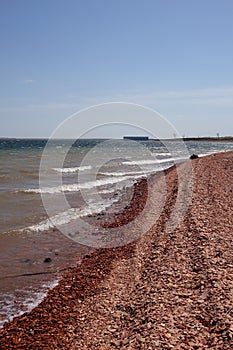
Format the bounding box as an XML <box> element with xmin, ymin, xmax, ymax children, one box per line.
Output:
<box><xmin>0</xmin><ymin>152</ymin><xmax>233</xmax><ymax>349</ymax></box>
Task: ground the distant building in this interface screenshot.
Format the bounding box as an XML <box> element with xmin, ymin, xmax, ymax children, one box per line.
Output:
<box><xmin>123</xmin><ymin>136</ymin><xmax>149</xmax><ymax>141</ymax></box>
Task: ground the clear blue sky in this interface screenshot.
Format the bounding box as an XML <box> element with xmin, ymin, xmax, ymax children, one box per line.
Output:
<box><xmin>1</xmin><ymin>0</ymin><xmax>233</xmax><ymax>138</ymax></box>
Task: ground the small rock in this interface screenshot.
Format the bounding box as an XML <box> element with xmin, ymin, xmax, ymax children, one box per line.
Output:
<box><xmin>110</xmin><ymin>340</ymin><xmax>121</xmax><ymax>347</ymax></box>
<box><xmin>122</xmin><ymin>338</ymin><xmax>129</xmax><ymax>345</ymax></box>
<box><xmin>107</xmin><ymin>326</ymin><xmax>117</xmax><ymax>333</ymax></box>
<box><xmin>43</xmin><ymin>257</ymin><xmax>52</xmax><ymax>263</ymax></box>
<box><xmin>190</xmin><ymin>154</ymin><xmax>199</xmax><ymax>159</ymax></box>
<box><xmin>138</xmin><ymin>337</ymin><xmax>146</xmax><ymax>342</ymax></box>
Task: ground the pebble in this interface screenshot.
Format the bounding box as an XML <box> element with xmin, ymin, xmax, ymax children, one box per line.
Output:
<box><xmin>1</xmin><ymin>153</ymin><xmax>233</xmax><ymax>349</ymax></box>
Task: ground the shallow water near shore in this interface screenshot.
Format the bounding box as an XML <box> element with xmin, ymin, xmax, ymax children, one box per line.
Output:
<box><xmin>0</xmin><ymin>138</ymin><xmax>233</xmax><ymax>328</ymax></box>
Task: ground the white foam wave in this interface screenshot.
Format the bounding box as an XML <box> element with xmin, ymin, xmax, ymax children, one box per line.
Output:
<box><xmin>198</xmin><ymin>153</ymin><xmax>212</xmax><ymax>157</ymax></box>
<box><xmin>151</xmin><ymin>152</ymin><xmax>172</xmax><ymax>156</ymax></box>
<box><xmin>98</xmin><ymin>189</ymin><xmax>116</xmax><ymax>194</ymax></box>
<box><xmin>23</xmin><ymin>175</ymin><xmax>133</xmax><ymax>194</ymax></box>
<box><xmin>53</xmin><ymin>165</ymin><xmax>92</xmax><ymax>173</ymax></box>
<box><xmin>0</xmin><ymin>280</ymin><xmax>58</xmax><ymax>329</ymax></box>
<box><xmin>122</xmin><ymin>157</ymin><xmax>184</xmax><ymax>166</ymax></box>
<box><xmin>99</xmin><ymin>169</ymin><xmax>154</xmax><ymax>177</ymax></box>
<box><xmin>24</xmin><ymin>198</ymin><xmax>117</xmax><ymax>233</ymax></box>
<box><xmin>198</xmin><ymin>150</ymin><xmax>226</xmax><ymax>158</ymax></box>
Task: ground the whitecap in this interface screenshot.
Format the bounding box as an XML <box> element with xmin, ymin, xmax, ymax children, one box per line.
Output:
<box><xmin>23</xmin><ymin>175</ymin><xmax>134</xmax><ymax>194</ymax></box>
<box><xmin>53</xmin><ymin>165</ymin><xmax>92</xmax><ymax>173</ymax></box>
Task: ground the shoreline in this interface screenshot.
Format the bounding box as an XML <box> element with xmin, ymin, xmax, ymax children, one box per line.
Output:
<box><xmin>0</xmin><ymin>152</ymin><xmax>233</xmax><ymax>349</ymax></box>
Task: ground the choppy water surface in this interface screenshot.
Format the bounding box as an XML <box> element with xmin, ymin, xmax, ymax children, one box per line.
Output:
<box><xmin>0</xmin><ymin>138</ymin><xmax>232</xmax><ymax>327</ymax></box>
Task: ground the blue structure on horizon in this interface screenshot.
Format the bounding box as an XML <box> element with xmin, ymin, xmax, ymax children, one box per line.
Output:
<box><xmin>123</xmin><ymin>136</ymin><xmax>149</xmax><ymax>141</ymax></box>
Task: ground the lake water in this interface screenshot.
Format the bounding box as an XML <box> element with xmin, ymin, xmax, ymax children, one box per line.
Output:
<box><xmin>0</xmin><ymin>138</ymin><xmax>232</xmax><ymax>327</ymax></box>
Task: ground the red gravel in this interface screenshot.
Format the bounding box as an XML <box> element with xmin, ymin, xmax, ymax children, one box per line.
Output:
<box><xmin>0</xmin><ymin>152</ymin><xmax>233</xmax><ymax>349</ymax></box>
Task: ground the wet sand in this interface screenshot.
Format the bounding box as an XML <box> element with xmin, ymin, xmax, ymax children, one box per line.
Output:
<box><xmin>0</xmin><ymin>152</ymin><xmax>233</xmax><ymax>349</ymax></box>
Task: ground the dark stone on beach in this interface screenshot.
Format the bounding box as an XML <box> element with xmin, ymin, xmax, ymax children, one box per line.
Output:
<box><xmin>84</xmin><ymin>254</ymin><xmax>91</xmax><ymax>259</ymax></box>
<box><xmin>43</xmin><ymin>257</ymin><xmax>52</xmax><ymax>263</ymax></box>
<box><xmin>116</xmin><ymin>305</ymin><xmax>126</xmax><ymax>311</ymax></box>
<box><xmin>190</xmin><ymin>154</ymin><xmax>199</xmax><ymax>159</ymax></box>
